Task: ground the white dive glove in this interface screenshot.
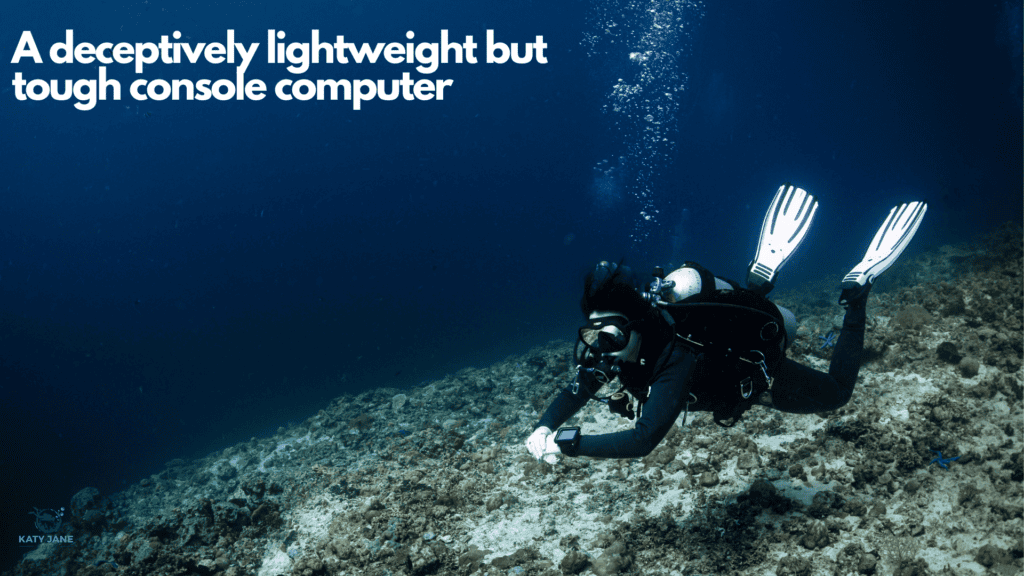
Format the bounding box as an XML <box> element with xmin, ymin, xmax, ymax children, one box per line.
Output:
<box><xmin>525</xmin><ymin>427</ymin><xmax>560</xmax><ymax>464</ymax></box>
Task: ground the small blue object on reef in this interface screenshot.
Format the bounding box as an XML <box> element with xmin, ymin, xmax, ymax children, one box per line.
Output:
<box><xmin>929</xmin><ymin>449</ymin><xmax>960</xmax><ymax>469</ymax></box>
<box><xmin>819</xmin><ymin>331</ymin><xmax>837</xmax><ymax>350</ymax></box>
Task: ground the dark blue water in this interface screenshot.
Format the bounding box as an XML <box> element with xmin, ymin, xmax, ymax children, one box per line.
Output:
<box><xmin>1</xmin><ymin>0</ymin><xmax>1020</xmax><ymax>568</ymax></box>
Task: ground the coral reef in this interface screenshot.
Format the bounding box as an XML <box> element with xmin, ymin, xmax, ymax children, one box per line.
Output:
<box><xmin>5</xmin><ymin>223</ymin><xmax>1022</xmax><ymax>576</ymax></box>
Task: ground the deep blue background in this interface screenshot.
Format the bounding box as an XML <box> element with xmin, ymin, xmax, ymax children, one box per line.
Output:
<box><xmin>1</xmin><ymin>0</ymin><xmax>1020</xmax><ymax>568</ymax></box>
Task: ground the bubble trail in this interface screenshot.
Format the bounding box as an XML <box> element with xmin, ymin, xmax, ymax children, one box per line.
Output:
<box><xmin>583</xmin><ymin>0</ymin><xmax>705</xmax><ymax>243</ymax></box>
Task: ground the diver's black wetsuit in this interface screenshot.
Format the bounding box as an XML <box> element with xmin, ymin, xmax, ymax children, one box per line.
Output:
<box><xmin>535</xmin><ymin>294</ymin><xmax>868</xmax><ymax>459</ymax></box>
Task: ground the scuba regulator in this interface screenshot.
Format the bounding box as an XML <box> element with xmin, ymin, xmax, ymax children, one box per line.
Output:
<box><xmin>569</xmin><ymin>262</ymin><xmax>676</xmax><ymax>421</ymax></box>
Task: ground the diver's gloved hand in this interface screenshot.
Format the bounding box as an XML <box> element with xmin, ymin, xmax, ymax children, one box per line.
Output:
<box><xmin>526</xmin><ymin>427</ymin><xmax>559</xmax><ymax>464</ymax></box>
<box><xmin>526</xmin><ymin>427</ymin><xmax>552</xmax><ymax>459</ymax></box>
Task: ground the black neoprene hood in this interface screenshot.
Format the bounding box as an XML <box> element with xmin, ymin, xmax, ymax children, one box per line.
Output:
<box><xmin>580</xmin><ymin>262</ymin><xmax>652</xmax><ymax>322</ymax></box>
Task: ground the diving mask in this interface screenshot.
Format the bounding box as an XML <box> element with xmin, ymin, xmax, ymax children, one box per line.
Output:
<box><xmin>571</xmin><ymin>311</ymin><xmax>641</xmax><ymax>392</ymax></box>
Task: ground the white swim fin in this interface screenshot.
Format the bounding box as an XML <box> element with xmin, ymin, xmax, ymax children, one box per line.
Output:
<box><xmin>842</xmin><ymin>201</ymin><xmax>927</xmax><ymax>289</ymax></box>
<box><xmin>747</xmin><ymin>184</ymin><xmax>818</xmax><ymax>294</ymax></box>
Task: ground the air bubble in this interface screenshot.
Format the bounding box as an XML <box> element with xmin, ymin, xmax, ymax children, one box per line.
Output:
<box><xmin>584</xmin><ymin>0</ymin><xmax>705</xmax><ymax>242</ymax></box>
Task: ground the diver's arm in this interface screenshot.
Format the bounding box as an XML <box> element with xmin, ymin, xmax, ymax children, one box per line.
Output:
<box><xmin>562</xmin><ymin>344</ymin><xmax>698</xmax><ymax>459</ymax></box>
<box><xmin>535</xmin><ymin>376</ymin><xmax>595</xmax><ymax>432</ymax></box>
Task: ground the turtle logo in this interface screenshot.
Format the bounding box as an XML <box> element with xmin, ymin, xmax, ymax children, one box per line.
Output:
<box><xmin>29</xmin><ymin>507</ymin><xmax>64</xmax><ymax>534</ymax></box>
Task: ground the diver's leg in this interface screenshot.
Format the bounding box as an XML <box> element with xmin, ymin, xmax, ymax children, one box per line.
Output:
<box><xmin>769</xmin><ymin>292</ymin><xmax>866</xmax><ymax>413</ymax></box>
<box><xmin>770</xmin><ymin>201</ymin><xmax>926</xmax><ymax>413</ymax></box>
<box><xmin>770</xmin><ymin>288</ymin><xmax>868</xmax><ymax>414</ymax></box>
<box><xmin>827</xmin><ymin>290</ymin><xmax>868</xmax><ymax>396</ymax></box>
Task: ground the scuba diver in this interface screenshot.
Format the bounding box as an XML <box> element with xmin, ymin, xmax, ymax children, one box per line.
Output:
<box><xmin>526</xmin><ymin>184</ymin><xmax>927</xmax><ymax>462</ymax></box>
